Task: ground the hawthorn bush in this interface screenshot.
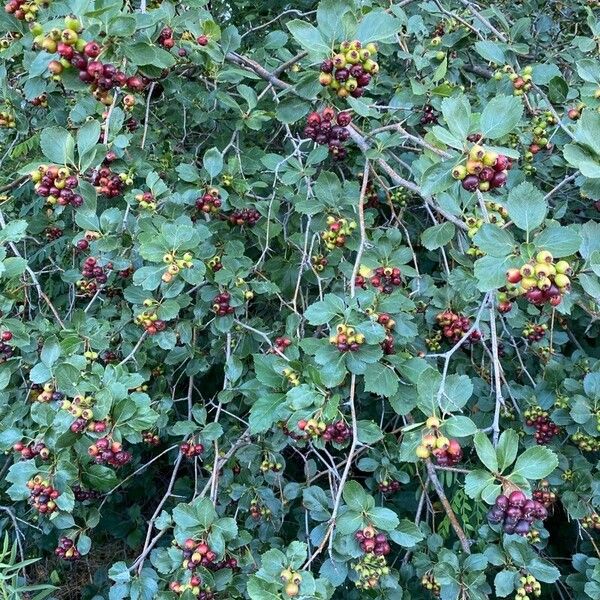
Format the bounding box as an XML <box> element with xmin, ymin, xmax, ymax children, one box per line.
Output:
<box><xmin>1</xmin><ymin>0</ymin><xmax>600</xmax><ymax>598</ymax></box>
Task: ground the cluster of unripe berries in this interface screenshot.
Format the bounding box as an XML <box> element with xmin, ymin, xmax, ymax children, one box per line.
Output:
<box><xmin>311</xmin><ymin>254</ymin><xmax>328</xmax><ymax>272</ymax></box>
<box><xmin>88</xmin><ymin>437</ymin><xmax>131</xmax><ymax>468</ymax></box>
<box><xmin>435</xmin><ymin>310</ymin><xmax>481</xmax><ymax>345</ymax></box>
<box><xmin>180</xmin><ymin>438</ymin><xmax>204</xmax><ymax>458</ymax></box>
<box><xmin>162</xmin><ymin>250</ymin><xmax>194</xmax><ymax>283</ymax></box>
<box><xmin>304</xmin><ymin>108</ymin><xmax>352</xmax><ymax>159</ymax></box>
<box><xmin>353</xmin><ymin>553</ymin><xmax>389</xmax><ymax>590</ymax></box>
<box><xmin>134</xmin><ymin>191</ymin><xmax>157</xmax><ymax>211</ymax></box>
<box><xmin>4</xmin><ymin>0</ymin><xmax>48</xmax><ymax>21</ymax></box>
<box><xmin>378</xmin><ymin>479</ymin><xmax>401</xmax><ymax>494</ymax></box>
<box><xmin>515</xmin><ymin>574</ymin><xmax>542</xmax><ymax>599</ymax></box>
<box><xmin>180</xmin><ymin>538</ymin><xmax>218</xmax><ymax>570</ymax></box>
<box><xmin>134</xmin><ymin>308</ymin><xmax>166</xmax><ymax>336</ymax></box>
<box><xmin>494</xmin><ymin>65</ymin><xmax>533</xmax><ymax>96</ymax></box>
<box><xmin>486</xmin><ymin>490</ymin><xmax>548</xmax><ymax>535</ymax></box>
<box><xmin>33</xmin><ymin>381</ymin><xmax>63</xmax><ymax>403</ymax></box>
<box><xmin>465</xmin><ymin>200</ymin><xmax>508</xmax><ymax>239</ymax></box>
<box><xmin>571</xmin><ymin>431</ymin><xmax>600</xmax><ymax>452</ymax></box>
<box><xmin>526</xmin><ymin>112</ymin><xmax>557</xmax><ymax>161</ymax></box>
<box><xmin>523</xmin><ymin>323</ymin><xmax>547</xmax><ymax>342</ymax></box>
<box><xmin>329</xmin><ymin>323</ymin><xmax>365</xmax><ymax>352</ymax></box>
<box><xmin>61</xmin><ymin>393</ymin><xmax>94</xmax><ymax>422</ymax></box>
<box><xmin>280</xmin><ymin>568</ymin><xmax>302</xmax><ymax>597</ymax></box>
<box><xmin>322</xmin><ymin>215</ymin><xmax>356</xmax><ymax>250</ymax></box>
<box><xmin>169</xmin><ymin>577</ymin><xmax>213</xmax><ymax>599</ymax></box>
<box><xmin>0</xmin><ymin>109</ymin><xmax>15</xmax><ymax>128</ymax></box>
<box><xmin>452</xmin><ymin>145</ymin><xmax>512</xmax><ymax>192</ymax></box>
<box><xmin>77</xmin><ymin>256</ymin><xmax>109</xmax><ymax>296</ymax></box>
<box><xmin>207</xmin><ymin>256</ymin><xmax>223</xmax><ymax>272</ymax></box>
<box><xmin>55</xmin><ymin>537</ymin><xmax>80</xmax><ymax>561</ymax></box>
<box><xmin>13</xmin><ymin>440</ymin><xmax>50</xmax><ymax>460</ymax></box>
<box><xmin>212</xmin><ymin>291</ymin><xmax>234</xmax><ymax>316</ymax></box>
<box><xmin>532</xmin><ymin>481</ymin><xmax>556</xmax><ymax>509</ymax></box>
<box><xmin>524</xmin><ymin>406</ymin><xmax>561</xmax><ymax>444</ymax></box>
<box><xmin>31</xmin><ymin>165</ymin><xmax>82</xmax><ymax>208</ymax></box>
<box><xmin>319</xmin><ymin>40</ymin><xmax>379</xmax><ymax>99</ymax></box>
<box><xmin>249</xmin><ymin>499</ymin><xmax>271</xmax><ymax>520</ymax></box>
<box><xmin>89</xmin><ymin>164</ymin><xmax>126</xmax><ymax>198</ymax></box>
<box><xmin>416</xmin><ymin>417</ymin><xmax>463</xmax><ymax>465</ymax></box>
<box><xmin>0</xmin><ymin>330</ymin><xmax>14</xmax><ymax>362</ymax></box>
<box><xmin>143</xmin><ymin>431</ymin><xmax>160</xmax><ymax>445</ymax></box>
<box><xmin>582</xmin><ymin>513</ymin><xmax>600</xmax><ymax>531</ymax></box>
<box><xmin>422</xmin><ymin>574</ymin><xmax>441</xmax><ymax>597</ymax></box>
<box><xmin>26</xmin><ymin>475</ymin><xmax>59</xmax><ymax>514</ymax></box>
<box><xmin>227</xmin><ymin>207</ymin><xmax>260</xmax><ymax>227</ymax></box>
<box><xmin>506</xmin><ymin>252</ymin><xmax>572</xmax><ymax>307</ymax></box>
<box><xmin>355</xmin><ymin>525</ymin><xmax>391</xmax><ymax>556</ymax></box>
<box><xmin>195</xmin><ymin>187</ymin><xmax>222</xmax><ymax>214</ymax></box>
<box><xmin>282</xmin><ymin>367</ymin><xmax>300</xmax><ymax>386</ymax></box>
<box><xmin>298</xmin><ymin>418</ymin><xmax>351</xmax><ymax>444</ymax></box>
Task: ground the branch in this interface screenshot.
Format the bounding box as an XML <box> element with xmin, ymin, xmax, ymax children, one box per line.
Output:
<box><xmin>0</xmin><ymin>175</ymin><xmax>28</xmax><ymax>194</ymax></box>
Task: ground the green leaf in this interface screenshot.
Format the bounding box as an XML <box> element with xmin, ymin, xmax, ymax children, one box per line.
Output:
<box><xmin>474</xmin><ymin>40</ymin><xmax>506</xmax><ymax>64</ymax></box>
<box><xmin>480</xmin><ymin>96</ymin><xmax>524</xmax><ymax>140</ymax></box>
<box><xmin>356</xmin><ymin>9</ymin><xmax>402</xmax><ymax>43</ymax></box>
<box><xmin>421</xmin><ymin>222</ymin><xmax>456</xmax><ymax>250</ymax></box>
<box><xmin>563</xmin><ymin>143</ymin><xmax>600</xmax><ymax>178</ymax></box>
<box><xmin>249</xmin><ymin>393</ymin><xmax>286</xmax><ymax>434</ymax></box>
<box><xmin>577</xmin><ymin>58</ymin><xmax>600</xmax><ymax>84</ymax></box>
<box><xmin>528</xmin><ymin>557</ymin><xmax>561</xmax><ymax>583</ymax></box>
<box><xmin>370</xmin><ymin>506</ymin><xmax>399</xmax><ymax>531</ymax></box>
<box><xmin>389</xmin><ymin>519</ymin><xmax>425</xmax><ymax>548</ymax></box>
<box><xmin>286</xmin><ymin>20</ymin><xmax>329</xmax><ymax>56</ymax></box>
<box><xmin>443</xmin><ymin>416</ymin><xmax>477</xmax><ymax>438</ymax></box>
<box><xmin>511</xmin><ymin>446</ymin><xmax>558</xmax><ymax>480</ymax></box>
<box><xmin>76</xmin><ymin>120</ymin><xmax>101</xmax><ymax>163</ymax></box>
<box><xmin>473</xmin><ymin>431</ymin><xmax>498</xmax><ymax>472</ymax></box>
<box><xmin>441</xmin><ymin>94</ymin><xmax>471</xmax><ymax>141</ymax></box>
<box><xmin>342</xmin><ymin>480</ymin><xmax>373</xmax><ymax>512</ymax></box>
<box><xmin>496</xmin><ymin>429</ymin><xmax>519</xmax><ymax>472</ymax></box>
<box><xmin>363</xmin><ymin>363</ymin><xmax>398</xmax><ymax>397</ymax></box>
<box><xmin>494</xmin><ymin>570</ymin><xmax>516</xmax><ymax>597</ymax></box>
<box><xmin>473</xmin><ymin>224</ymin><xmax>515</xmax><ymax>257</ymax></box>
<box><xmin>505</xmin><ymin>182</ymin><xmax>547</xmax><ymax>233</ymax></box>
<box><xmin>316</xmin><ymin>0</ymin><xmax>354</xmax><ymax>44</ymax></box>
<box><xmin>420</xmin><ymin>160</ymin><xmax>456</xmax><ymax>196</ymax></box>
<box><xmin>304</xmin><ymin>294</ymin><xmax>345</xmax><ymax>325</ymax></box>
<box><xmin>40</xmin><ymin>127</ymin><xmax>75</xmax><ymax>165</ymax></box>
<box><xmin>534</xmin><ymin>225</ymin><xmax>581</xmax><ymax>257</ymax></box>
<box><xmin>357</xmin><ymin>420</ymin><xmax>384</xmax><ymax>444</ymax></box>
<box><xmin>203</xmin><ymin>147</ymin><xmax>224</xmax><ymax>179</ymax></box>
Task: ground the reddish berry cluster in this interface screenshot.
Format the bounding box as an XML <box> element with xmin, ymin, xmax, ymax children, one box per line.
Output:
<box><xmin>77</xmin><ymin>256</ymin><xmax>109</xmax><ymax>296</ymax></box>
<box><xmin>250</xmin><ymin>499</ymin><xmax>271</xmax><ymax>519</ymax></box>
<box><xmin>143</xmin><ymin>431</ymin><xmax>160</xmax><ymax>445</ymax></box>
<box><xmin>196</xmin><ymin>187</ymin><xmax>222</xmax><ymax>214</ymax></box>
<box><xmin>375</xmin><ymin>312</ymin><xmax>396</xmax><ymax>355</ymax></box>
<box><xmin>89</xmin><ymin>164</ymin><xmax>125</xmax><ymax>198</ymax></box>
<box><xmin>88</xmin><ymin>438</ymin><xmax>131</xmax><ymax>468</ymax></box>
<box><xmin>169</xmin><ymin>576</ymin><xmax>210</xmax><ymax>598</ymax></box>
<box><xmin>55</xmin><ymin>537</ymin><xmax>80</xmax><ymax>561</ymax></box>
<box><xmin>158</xmin><ymin>26</ymin><xmax>175</xmax><ymax>49</ymax></box>
<box><xmin>270</xmin><ymin>336</ymin><xmax>292</xmax><ymax>354</ymax></box>
<box><xmin>0</xmin><ymin>330</ymin><xmax>14</xmax><ymax>362</ymax></box>
<box><xmin>432</xmin><ymin>438</ymin><xmax>463</xmax><ymax>466</ymax></box>
<box><xmin>435</xmin><ymin>310</ymin><xmax>481</xmax><ymax>344</ymax></box>
<box><xmin>322</xmin><ymin>215</ymin><xmax>356</xmax><ymax>250</ymax></box>
<box><xmin>227</xmin><ymin>208</ymin><xmax>260</xmax><ymax>226</ymax></box>
<box><xmin>420</xmin><ymin>104</ymin><xmax>438</xmax><ymax>125</ymax></box>
<box><xmin>45</xmin><ymin>226</ymin><xmax>63</xmax><ymax>240</ymax></box>
<box><xmin>319</xmin><ymin>40</ymin><xmax>378</xmax><ymax>99</ymax></box>
<box><xmin>134</xmin><ymin>191</ymin><xmax>157</xmax><ymax>211</ymax></box>
<box><xmin>304</xmin><ymin>108</ymin><xmax>351</xmax><ymax>160</ymax></box>
<box><xmin>311</xmin><ymin>254</ymin><xmax>328</xmax><ymax>272</ymax></box>
<box><xmin>134</xmin><ymin>311</ymin><xmax>166</xmax><ymax>336</ymax></box>
<box><xmin>29</xmin><ymin>93</ymin><xmax>48</xmax><ymax>107</ymax></box>
<box><xmin>32</xmin><ymin>382</ymin><xmax>63</xmax><ymax>403</ymax></box>
<box><xmin>4</xmin><ymin>0</ymin><xmax>48</xmax><ymax>20</ymax></box>
<box><xmin>355</xmin><ymin>526</ymin><xmax>391</xmax><ymax>556</ymax></box>
<box><xmin>524</xmin><ymin>406</ymin><xmax>561</xmax><ymax>444</ymax></box>
<box><xmin>181</xmin><ymin>538</ymin><xmax>217</xmax><ymax>570</ymax></box>
<box><xmin>30</xmin><ymin>165</ymin><xmax>82</xmax><ymax>207</ymax></box>
<box><xmin>295</xmin><ymin>418</ymin><xmax>351</xmax><ymax>444</ymax></box>
<box><xmin>73</xmin><ymin>485</ymin><xmax>102</xmax><ymax>502</ymax></box>
<box><xmin>452</xmin><ymin>146</ymin><xmax>512</xmax><ymax>193</ymax></box>
<box><xmin>180</xmin><ymin>439</ymin><xmax>204</xmax><ymax>458</ymax></box>
<box><xmin>487</xmin><ymin>490</ymin><xmax>548</xmax><ymax>535</ymax></box>
<box><xmin>212</xmin><ymin>291</ymin><xmax>234</xmax><ymax>316</ymax></box>
<box><xmin>532</xmin><ymin>482</ymin><xmax>556</xmax><ymax>509</ymax></box>
<box><xmin>26</xmin><ymin>475</ymin><xmax>59</xmax><ymax>514</ymax></box>
<box><xmin>329</xmin><ymin>323</ymin><xmax>365</xmax><ymax>352</ymax></box>
<box><xmin>371</xmin><ymin>266</ymin><xmax>402</xmax><ymax>294</ymax></box>
<box><xmin>13</xmin><ymin>440</ymin><xmax>50</xmax><ymax>460</ymax></box>
<box><xmin>523</xmin><ymin>323</ymin><xmax>547</xmax><ymax>342</ymax></box>
<box><xmin>70</xmin><ymin>417</ymin><xmax>107</xmax><ymax>434</ymax></box>
<box><xmin>378</xmin><ymin>479</ymin><xmax>401</xmax><ymax>494</ymax></box>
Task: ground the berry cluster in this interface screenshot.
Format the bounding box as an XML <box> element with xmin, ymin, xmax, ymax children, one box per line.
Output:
<box><xmin>523</xmin><ymin>323</ymin><xmax>547</xmax><ymax>342</ymax></box>
<box><xmin>134</xmin><ymin>191</ymin><xmax>157</xmax><ymax>211</ymax></box>
<box><xmin>378</xmin><ymin>479</ymin><xmax>401</xmax><ymax>494</ymax></box>
<box><xmin>526</xmin><ymin>112</ymin><xmax>557</xmax><ymax>159</ymax></box>
<box><xmin>582</xmin><ymin>513</ymin><xmax>600</xmax><ymax>531</ymax></box>
<box><xmin>180</xmin><ymin>538</ymin><xmax>217</xmax><ymax>570</ymax></box>
<box><xmin>391</xmin><ymin>188</ymin><xmax>409</xmax><ymax>207</ymax></box>
<box><xmin>369</xmin><ymin>266</ymin><xmax>403</xmax><ymax>294</ymax></box>
<box><xmin>497</xmin><ymin>291</ymin><xmax>513</xmax><ymax>314</ymax></box>
<box><xmin>142</xmin><ymin>431</ymin><xmax>160</xmax><ymax>445</ymax></box>
<box><xmin>13</xmin><ymin>440</ymin><xmax>50</xmax><ymax>460</ymax></box>
<box><xmin>0</xmin><ymin>330</ymin><xmax>14</xmax><ymax>362</ymax></box>
<box><xmin>61</xmin><ymin>393</ymin><xmax>94</xmax><ymax>420</ymax></box>
<box><xmin>282</xmin><ymin>367</ymin><xmax>300</xmax><ymax>386</ymax></box>
<box><xmin>249</xmin><ymin>499</ymin><xmax>271</xmax><ymax>520</ymax></box>
<box><xmin>465</xmin><ymin>200</ymin><xmax>508</xmax><ymax>239</ymax></box>
<box><xmin>355</xmin><ymin>526</ymin><xmax>391</xmax><ymax>556</ymax></box>
<box><xmin>280</xmin><ymin>568</ymin><xmax>303</xmax><ymax>598</ymax></box>
<box><xmin>55</xmin><ymin>537</ymin><xmax>80</xmax><ymax>561</ymax></box>
<box><xmin>360</xmin><ymin>176</ymin><xmax>380</xmax><ymax>207</ymax></box>
<box><xmin>271</xmin><ymin>336</ymin><xmax>292</xmax><ymax>355</ymax></box>
<box><xmin>89</xmin><ymin>164</ymin><xmax>126</xmax><ymax>198</ymax></box>
<box><xmin>260</xmin><ymin>457</ymin><xmax>282</xmax><ymax>473</ymax></box>
<box><xmin>304</xmin><ymin>108</ymin><xmax>352</xmax><ymax>159</ymax></box>
<box><xmin>532</xmin><ymin>481</ymin><xmax>556</xmax><ymax>509</ymax></box>
<box><xmin>77</xmin><ymin>256</ymin><xmax>109</xmax><ymax>297</ymax></box>
<box><xmin>162</xmin><ymin>250</ymin><xmax>194</xmax><ymax>283</ymax></box>
<box><xmin>212</xmin><ymin>291</ymin><xmax>234</xmax><ymax>316</ymax></box>
<box><xmin>4</xmin><ymin>0</ymin><xmax>48</xmax><ymax>21</ymax></box>
<box><xmin>524</xmin><ymin>406</ymin><xmax>561</xmax><ymax>444</ymax></box>
<box><xmin>70</xmin><ymin>416</ymin><xmax>108</xmax><ymax>434</ymax></box>
<box><xmin>33</xmin><ymin>381</ymin><xmax>63</xmax><ymax>403</ymax></box>
<box><xmin>329</xmin><ymin>323</ymin><xmax>365</xmax><ymax>352</ymax></box>
<box><xmin>227</xmin><ymin>207</ymin><xmax>260</xmax><ymax>226</ymax></box>
<box><xmin>195</xmin><ymin>187</ymin><xmax>222</xmax><ymax>214</ymax></box>
<box><xmin>157</xmin><ymin>26</ymin><xmax>175</xmax><ymax>49</ymax></box>
<box><xmin>207</xmin><ymin>256</ymin><xmax>223</xmax><ymax>272</ymax></box>
<box><xmin>416</xmin><ymin>419</ymin><xmax>463</xmax><ymax>466</ymax></box>
<box><xmin>73</xmin><ymin>485</ymin><xmax>102</xmax><ymax>502</ymax></box>
<box><xmin>0</xmin><ymin>109</ymin><xmax>15</xmax><ymax>128</ymax></box>
<box><xmin>26</xmin><ymin>475</ymin><xmax>59</xmax><ymax>514</ymax></box>
<box><xmin>134</xmin><ymin>310</ymin><xmax>167</xmax><ymax>335</ymax></box>
<box><xmin>311</xmin><ymin>254</ymin><xmax>328</xmax><ymax>272</ymax></box>
<box><xmin>353</xmin><ymin>553</ymin><xmax>389</xmax><ymax>590</ymax></box>
<box><xmin>420</xmin><ymin>104</ymin><xmax>438</xmax><ymax>125</ymax></box>
<box><xmin>571</xmin><ymin>432</ymin><xmax>600</xmax><ymax>452</ymax></box>
<box><xmin>319</xmin><ymin>40</ymin><xmax>378</xmax><ymax>99</ymax></box>
<box><xmin>29</xmin><ymin>93</ymin><xmax>48</xmax><ymax>108</ymax></box>
<box><xmin>371</xmin><ymin>311</ymin><xmax>396</xmax><ymax>355</ymax></box>
<box><xmin>31</xmin><ymin>165</ymin><xmax>82</xmax><ymax>208</ymax></box>
<box><xmin>452</xmin><ymin>145</ymin><xmax>512</xmax><ymax>192</ymax></box>
<box><xmin>322</xmin><ymin>215</ymin><xmax>356</xmax><ymax>250</ymax></box>
<box><xmin>486</xmin><ymin>490</ymin><xmax>548</xmax><ymax>535</ymax></box>
<box><xmin>298</xmin><ymin>418</ymin><xmax>351</xmax><ymax>444</ymax></box>
<box><xmin>180</xmin><ymin>438</ymin><xmax>204</xmax><ymax>458</ymax></box>
<box><xmin>515</xmin><ymin>574</ymin><xmax>541</xmax><ymax>599</ymax></box>
<box><xmin>45</xmin><ymin>226</ymin><xmax>63</xmax><ymax>241</ymax></box>
<box><xmin>169</xmin><ymin>577</ymin><xmax>212</xmax><ymax>598</ymax></box>
<box><xmin>435</xmin><ymin>310</ymin><xmax>481</xmax><ymax>345</ymax></box>
<box><xmin>88</xmin><ymin>438</ymin><xmax>132</xmax><ymax>468</ymax></box>
<box><xmin>422</xmin><ymin>574</ymin><xmax>441</xmax><ymax>597</ymax></box>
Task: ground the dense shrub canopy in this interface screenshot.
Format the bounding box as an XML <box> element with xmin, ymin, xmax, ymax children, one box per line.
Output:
<box><xmin>1</xmin><ymin>0</ymin><xmax>600</xmax><ymax>598</ymax></box>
